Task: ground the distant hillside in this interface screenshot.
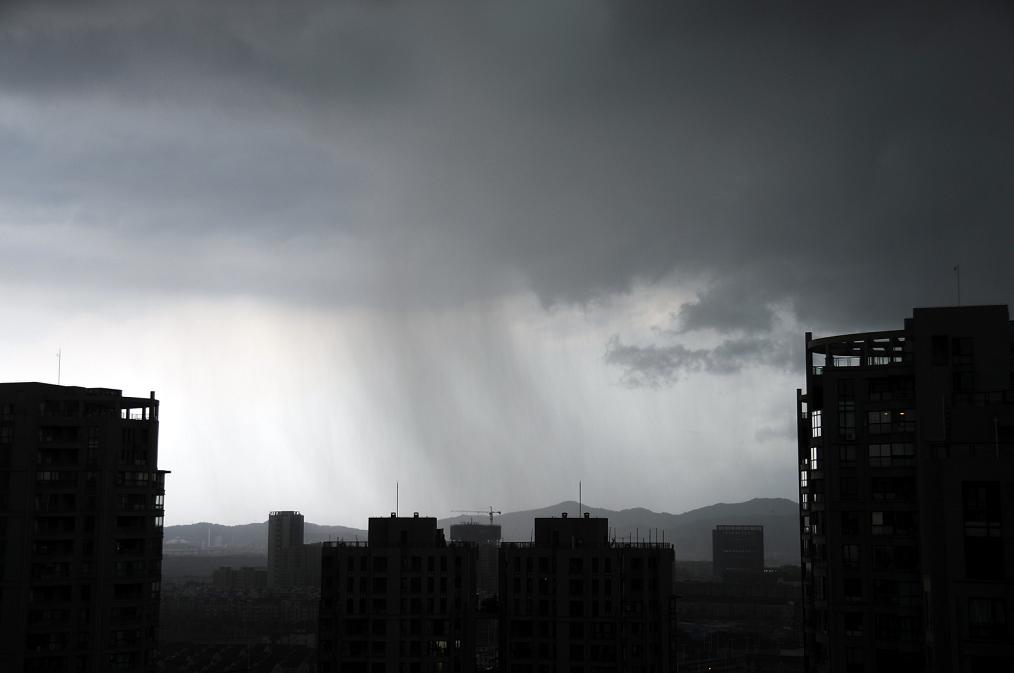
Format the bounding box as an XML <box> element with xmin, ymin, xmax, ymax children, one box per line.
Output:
<box><xmin>164</xmin><ymin>521</ymin><xmax>367</xmax><ymax>551</ymax></box>
<box><xmin>164</xmin><ymin>498</ymin><xmax>799</xmax><ymax>565</ymax></box>
<box><xmin>438</xmin><ymin>498</ymin><xmax>799</xmax><ymax>565</ymax></box>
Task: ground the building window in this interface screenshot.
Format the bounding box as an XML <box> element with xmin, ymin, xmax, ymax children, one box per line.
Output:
<box><xmin>868</xmin><ymin>410</ymin><xmax>891</xmax><ymax>434</ymax></box>
<box><xmin>871</xmin><ymin>476</ymin><xmax>915</xmax><ymax>501</ymax></box>
<box><xmin>953</xmin><ymin>370</ymin><xmax>975</xmax><ymax>392</ymax></box>
<box><xmin>839</xmin><ymin>445</ymin><xmax>856</xmax><ymax>467</ymax></box>
<box><xmin>811</xmin><ymin>410</ymin><xmax>822</xmax><ymax>438</ymax></box>
<box><xmin>843</xmin><ymin>613</ymin><xmax>863</xmax><ymax>637</ymax></box>
<box><xmin>868</xmin><ymin>443</ymin><xmax>915</xmax><ymax>467</ymax></box>
<box><xmin>952</xmin><ymin>337</ymin><xmax>974</xmax><ymax>365</ymax></box>
<box><xmin>810</xmin><ymin>446</ymin><xmax>821</xmax><ymax>470</ymax></box>
<box><xmin>873</xmin><ymin>545</ymin><xmax>918</xmax><ymax>571</ymax></box>
<box><xmin>845</xmin><ymin>647</ymin><xmax>864</xmax><ymax>673</ymax></box>
<box><xmin>968</xmin><ymin>598</ymin><xmax>1007</xmax><ymax>640</ymax></box>
<box><xmin>843</xmin><ymin>578</ymin><xmax>862</xmax><ymax>603</ymax></box>
<box><xmin>840</xmin><ymin>476</ymin><xmax>858</xmax><ymax>500</ymax></box>
<box><xmin>932</xmin><ymin>335</ymin><xmax>949</xmax><ymax>365</ymax></box>
<box><xmin>964</xmin><ymin>482</ymin><xmax>1004</xmax><ymax>579</ymax></box>
<box><xmin>867</xmin><ymin>409</ymin><xmax>914</xmax><ymax>434</ymax></box>
<box><xmin>841</xmin><ymin>512</ymin><xmax>860</xmax><ymax>536</ymax></box>
<box><xmin>869</xmin><ymin>376</ymin><xmax>914</xmax><ymax>402</ymax></box>
<box><xmin>843</xmin><ymin>544</ymin><xmax>860</xmax><ymax>569</ymax></box>
<box><xmin>871</xmin><ymin>511</ymin><xmax>917</xmax><ymax>536</ymax></box>
<box><xmin>838</xmin><ymin>380</ymin><xmax>856</xmax><ymax>440</ymax></box>
<box><xmin>873</xmin><ymin>579</ymin><xmax>921</xmax><ymax>607</ymax></box>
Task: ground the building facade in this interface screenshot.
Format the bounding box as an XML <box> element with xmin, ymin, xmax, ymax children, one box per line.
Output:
<box><xmin>449</xmin><ymin>523</ymin><xmax>501</xmax><ymax>670</ymax></box>
<box><xmin>498</xmin><ymin>514</ymin><xmax>677</xmax><ymax>673</ymax></box>
<box><xmin>318</xmin><ymin>514</ymin><xmax>479</xmax><ymax>673</ymax></box>
<box><xmin>268</xmin><ymin>510</ymin><xmax>305</xmax><ymax>588</ymax></box>
<box><xmin>712</xmin><ymin>524</ymin><xmax>764</xmax><ymax>583</ymax></box>
<box><xmin>0</xmin><ymin>383</ymin><xmax>167</xmax><ymax>673</ymax></box>
<box><xmin>797</xmin><ymin>306</ymin><xmax>1014</xmax><ymax>673</ymax></box>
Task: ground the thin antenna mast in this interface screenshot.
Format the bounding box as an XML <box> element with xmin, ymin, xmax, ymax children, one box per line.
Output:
<box><xmin>56</xmin><ymin>348</ymin><xmax>61</xmax><ymax>385</ymax></box>
<box><xmin>579</xmin><ymin>481</ymin><xmax>582</xmax><ymax>517</ymax></box>
<box><xmin>396</xmin><ymin>481</ymin><xmax>399</xmax><ymax>517</ymax></box>
<box><xmin>954</xmin><ymin>265</ymin><xmax>961</xmax><ymax>306</ymax></box>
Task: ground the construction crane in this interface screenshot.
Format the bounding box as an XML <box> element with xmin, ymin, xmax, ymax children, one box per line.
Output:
<box><xmin>451</xmin><ymin>506</ymin><xmax>502</xmax><ymax>526</ymax></box>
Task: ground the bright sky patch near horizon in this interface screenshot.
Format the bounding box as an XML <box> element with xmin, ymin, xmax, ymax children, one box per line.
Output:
<box><xmin>1</xmin><ymin>1</ymin><xmax>1012</xmax><ymax>525</ymax></box>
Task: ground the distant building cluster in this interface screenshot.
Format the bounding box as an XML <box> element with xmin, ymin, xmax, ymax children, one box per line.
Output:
<box><xmin>211</xmin><ymin>565</ymin><xmax>267</xmax><ymax>591</ymax></box>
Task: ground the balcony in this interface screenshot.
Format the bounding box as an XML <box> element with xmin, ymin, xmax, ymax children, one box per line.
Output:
<box><xmin>34</xmin><ymin>472</ymin><xmax>79</xmax><ymax>489</ymax></box>
<box><xmin>809</xmin><ymin>331</ymin><xmax>910</xmax><ymax>376</ymax></box>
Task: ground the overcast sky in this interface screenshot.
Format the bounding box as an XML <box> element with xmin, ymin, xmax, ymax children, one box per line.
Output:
<box><xmin>2</xmin><ymin>1</ymin><xmax>1012</xmax><ymax>525</ymax></box>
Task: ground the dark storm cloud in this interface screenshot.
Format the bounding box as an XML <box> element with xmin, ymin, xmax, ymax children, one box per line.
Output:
<box><xmin>604</xmin><ymin>332</ymin><xmax>796</xmax><ymax>388</ymax></box>
<box><xmin>676</xmin><ymin>283</ymin><xmax>779</xmax><ymax>334</ymax></box>
<box><xmin>2</xmin><ymin>0</ymin><xmax>1013</xmax><ymax>345</ymax></box>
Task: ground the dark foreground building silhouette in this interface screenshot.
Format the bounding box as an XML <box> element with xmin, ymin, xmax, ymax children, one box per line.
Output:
<box><xmin>797</xmin><ymin>306</ymin><xmax>1014</xmax><ymax>672</ymax></box>
<box><xmin>499</xmin><ymin>514</ymin><xmax>677</xmax><ymax>672</ymax></box>
<box><xmin>318</xmin><ymin>512</ymin><xmax>677</xmax><ymax>672</ymax></box>
<box><xmin>318</xmin><ymin>514</ymin><xmax>479</xmax><ymax>672</ymax></box>
<box><xmin>0</xmin><ymin>383</ymin><xmax>166</xmax><ymax>673</ymax></box>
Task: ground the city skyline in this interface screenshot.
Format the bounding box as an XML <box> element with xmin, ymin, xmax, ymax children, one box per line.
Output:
<box><xmin>2</xmin><ymin>1</ymin><xmax>1013</xmax><ymax>527</ymax></box>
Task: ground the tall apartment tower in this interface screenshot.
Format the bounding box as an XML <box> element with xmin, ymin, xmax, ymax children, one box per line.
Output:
<box><xmin>712</xmin><ymin>524</ymin><xmax>764</xmax><ymax>582</ymax></box>
<box><xmin>0</xmin><ymin>383</ymin><xmax>167</xmax><ymax>673</ymax></box>
<box><xmin>267</xmin><ymin>510</ymin><xmax>304</xmax><ymax>588</ymax></box>
<box><xmin>797</xmin><ymin>306</ymin><xmax>1014</xmax><ymax>673</ymax></box>
<box><xmin>449</xmin><ymin>522</ymin><xmax>501</xmax><ymax>670</ymax></box>
<box><xmin>498</xmin><ymin>513</ymin><xmax>677</xmax><ymax>672</ymax></box>
<box><xmin>318</xmin><ymin>514</ymin><xmax>479</xmax><ymax>673</ymax></box>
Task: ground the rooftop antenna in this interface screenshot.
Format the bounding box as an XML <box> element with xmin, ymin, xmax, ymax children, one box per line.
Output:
<box><xmin>954</xmin><ymin>265</ymin><xmax>961</xmax><ymax>306</ymax></box>
<box><xmin>56</xmin><ymin>348</ymin><xmax>61</xmax><ymax>385</ymax></box>
<box><xmin>579</xmin><ymin>481</ymin><xmax>582</xmax><ymax>517</ymax></box>
<box><xmin>396</xmin><ymin>481</ymin><xmax>399</xmax><ymax>517</ymax></box>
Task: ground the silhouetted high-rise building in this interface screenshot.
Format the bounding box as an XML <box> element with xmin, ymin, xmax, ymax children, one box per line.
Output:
<box><xmin>797</xmin><ymin>306</ymin><xmax>1014</xmax><ymax>673</ymax></box>
<box><xmin>268</xmin><ymin>510</ymin><xmax>304</xmax><ymax>588</ymax></box>
<box><xmin>499</xmin><ymin>513</ymin><xmax>677</xmax><ymax>672</ymax></box>
<box><xmin>318</xmin><ymin>513</ymin><xmax>478</xmax><ymax>673</ymax></box>
<box><xmin>0</xmin><ymin>383</ymin><xmax>167</xmax><ymax>673</ymax></box>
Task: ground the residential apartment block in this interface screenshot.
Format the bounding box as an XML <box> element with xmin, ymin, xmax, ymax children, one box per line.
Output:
<box><xmin>317</xmin><ymin>512</ymin><xmax>677</xmax><ymax>672</ymax></box>
<box><xmin>498</xmin><ymin>514</ymin><xmax>676</xmax><ymax>673</ymax></box>
<box><xmin>318</xmin><ymin>514</ymin><xmax>479</xmax><ymax>673</ymax></box>
<box><xmin>797</xmin><ymin>306</ymin><xmax>1014</xmax><ymax>672</ymax></box>
<box><xmin>0</xmin><ymin>383</ymin><xmax>167</xmax><ymax>673</ymax></box>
